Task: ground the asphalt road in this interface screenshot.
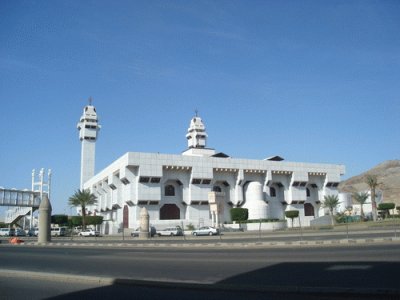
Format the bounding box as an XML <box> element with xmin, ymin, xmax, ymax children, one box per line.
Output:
<box><xmin>1</xmin><ymin>243</ymin><xmax>399</xmax><ymax>299</ymax></box>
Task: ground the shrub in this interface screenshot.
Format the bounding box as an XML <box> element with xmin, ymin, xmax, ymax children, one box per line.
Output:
<box><xmin>230</xmin><ymin>208</ymin><xmax>248</xmax><ymax>223</ymax></box>
<box><xmin>285</xmin><ymin>210</ymin><xmax>299</xmax><ymax>219</ymax></box>
<box><xmin>186</xmin><ymin>223</ymin><xmax>195</xmax><ymax>231</ymax></box>
<box><xmin>378</xmin><ymin>203</ymin><xmax>395</xmax><ymax>211</ymax></box>
<box><xmin>246</xmin><ymin>219</ymin><xmax>282</xmax><ymax>223</ymax></box>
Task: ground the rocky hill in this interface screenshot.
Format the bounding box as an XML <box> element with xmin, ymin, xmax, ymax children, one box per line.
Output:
<box><xmin>339</xmin><ymin>160</ymin><xmax>400</xmax><ymax>206</ymax></box>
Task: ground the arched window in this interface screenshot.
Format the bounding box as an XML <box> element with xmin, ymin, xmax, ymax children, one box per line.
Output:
<box><xmin>306</xmin><ymin>188</ymin><xmax>311</xmax><ymax>197</ymax></box>
<box><xmin>165</xmin><ymin>185</ymin><xmax>175</xmax><ymax>196</ymax></box>
<box><xmin>213</xmin><ymin>186</ymin><xmax>222</xmax><ymax>192</ymax></box>
<box><xmin>270</xmin><ymin>187</ymin><xmax>276</xmax><ymax>197</ymax></box>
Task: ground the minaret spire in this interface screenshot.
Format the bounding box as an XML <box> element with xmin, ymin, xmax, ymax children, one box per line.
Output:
<box><xmin>88</xmin><ymin>97</ymin><xmax>93</xmax><ymax>106</ymax></box>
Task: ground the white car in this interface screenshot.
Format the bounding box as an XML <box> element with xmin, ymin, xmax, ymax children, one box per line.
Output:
<box><xmin>0</xmin><ymin>228</ymin><xmax>15</xmax><ymax>236</ymax></box>
<box><xmin>192</xmin><ymin>226</ymin><xmax>219</xmax><ymax>236</ymax></box>
<box><xmin>157</xmin><ymin>227</ymin><xmax>183</xmax><ymax>236</ymax></box>
<box><xmin>79</xmin><ymin>229</ymin><xmax>100</xmax><ymax>237</ymax></box>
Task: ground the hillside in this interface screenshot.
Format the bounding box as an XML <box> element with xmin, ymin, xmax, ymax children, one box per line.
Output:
<box><xmin>339</xmin><ymin>160</ymin><xmax>400</xmax><ymax>206</ymax></box>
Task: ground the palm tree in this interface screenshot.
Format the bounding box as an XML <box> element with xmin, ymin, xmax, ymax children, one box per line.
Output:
<box><xmin>68</xmin><ymin>189</ymin><xmax>97</xmax><ymax>230</ymax></box>
<box><xmin>365</xmin><ymin>175</ymin><xmax>378</xmax><ymax>221</ymax></box>
<box><xmin>352</xmin><ymin>192</ymin><xmax>369</xmax><ymax>220</ymax></box>
<box><xmin>323</xmin><ymin>195</ymin><xmax>340</xmax><ymax>225</ymax></box>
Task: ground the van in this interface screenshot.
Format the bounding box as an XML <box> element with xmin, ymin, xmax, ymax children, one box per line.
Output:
<box><xmin>51</xmin><ymin>227</ymin><xmax>67</xmax><ymax>237</ymax></box>
<box><xmin>0</xmin><ymin>228</ymin><xmax>15</xmax><ymax>236</ymax></box>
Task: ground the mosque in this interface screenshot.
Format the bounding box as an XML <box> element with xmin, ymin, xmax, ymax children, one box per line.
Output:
<box><xmin>78</xmin><ymin>103</ymin><xmax>345</xmax><ymax>234</ymax></box>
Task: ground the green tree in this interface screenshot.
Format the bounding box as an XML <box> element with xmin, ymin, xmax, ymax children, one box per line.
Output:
<box><xmin>352</xmin><ymin>192</ymin><xmax>369</xmax><ymax>219</ymax></box>
<box><xmin>378</xmin><ymin>203</ymin><xmax>395</xmax><ymax>219</ymax></box>
<box><xmin>68</xmin><ymin>189</ymin><xmax>97</xmax><ymax>230</ymax></box>
<box><xmin>366</xmin><ymin>175</ymin><xmax>379</xmax><ymax>221</ymax></box>
<box><xmin>285</xmin><ymin>210</ymin><xmax>299</xmax><ymax>228</ymax></box>
<box><xmin>323</xmin><ymin>195</ymin><xmax>340</xmax><ymax>225</ymax></box>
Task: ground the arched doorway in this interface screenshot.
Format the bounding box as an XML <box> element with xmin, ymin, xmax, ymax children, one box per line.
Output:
<box><xmin>123</xmin><ymin>205</ymin><xmax>129</xmax><ymax>228</ymax></box>
<box><xmin>304</xmin><ymin>203</ymin><xmax>315</xmax><ymax>216</ymax></box>
<box><xmin>160</xmin><ymin>204</ymin><xmax>180</xmax><ymax>220</ymax></box>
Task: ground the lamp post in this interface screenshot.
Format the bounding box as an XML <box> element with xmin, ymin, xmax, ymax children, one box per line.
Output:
<box><xmin>345</xmin><ymin>206</ymin><xmax>353</xmax><ymax>240</ymax></box>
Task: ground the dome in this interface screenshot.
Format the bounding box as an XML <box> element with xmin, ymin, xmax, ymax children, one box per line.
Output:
<box><xmin>188</xmin><ymin>117</ymin><xmax>206</xmax><ymax>132</ymax></box>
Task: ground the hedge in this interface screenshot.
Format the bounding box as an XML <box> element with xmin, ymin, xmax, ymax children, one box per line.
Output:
<box><xmin>230</xmin><ymin>208</ymin><xmax>248</xmax><ymax>222</ymax></box>
<box><xmin>378</xmin><ymin>203</ymin><xmax>395</xmax><ymax>211</ymax></box>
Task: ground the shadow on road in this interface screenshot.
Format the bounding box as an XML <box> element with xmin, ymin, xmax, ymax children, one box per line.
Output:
<box><xmin>47</xmin><ymin>261</ymin><xmax>400</xmax><ymax>300</ymax></box>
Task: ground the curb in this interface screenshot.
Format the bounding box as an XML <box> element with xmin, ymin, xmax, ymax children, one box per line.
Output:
<box><xmin>2</xmin><ymin>237</ymin><xmax>400</xmax><ymax>249</ymax></box>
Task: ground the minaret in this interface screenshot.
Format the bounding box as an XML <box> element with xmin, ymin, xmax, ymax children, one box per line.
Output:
<box><xmin>183</xmin><ymin>112</ymin><xmax>215</xmax><ymax>157</ymax></box>
<box><xmin>186</xmin><ymin>111</ymin><xmax>208</xmax><ymax>148</ymax></box>
<box><xmin>77</xmin><ymin>98</ymin><xmax>101</xmax><ymax>189</ymax></box>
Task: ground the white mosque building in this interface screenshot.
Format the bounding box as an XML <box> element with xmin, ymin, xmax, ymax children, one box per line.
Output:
<box><xmin>78</xmin><ymin>103</ymin><xmax>345</xmax><ymax>235</ymax></box>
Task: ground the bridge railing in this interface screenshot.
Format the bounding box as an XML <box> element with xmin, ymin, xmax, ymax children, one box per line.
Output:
<box><xmin>5</xmin><ymin>206</ymin><xmax>34</xmax><ymax>224</ymax></box>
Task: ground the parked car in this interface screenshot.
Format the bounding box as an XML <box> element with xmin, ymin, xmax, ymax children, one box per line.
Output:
<box><xmin>192</xmin><ymin>226</ymin><xmax>219</xmax><ymax>236</ymax></box>
<box><xmin>157</xmin><ymin>226</ymin><xmax>183</xmax><ymax>236</ymax></box>
<box><xmin>79</xmin><ymin>229</ymin><xmax>100</xmax><ymax>237</ymax></box>
<box><xmin>27</xmin><ymin>227</ymin><xmax>39</xmax><ymax>237</ymax></box>
<box><xmin>0</xmin><ymin>228</ymin><xmax>15</xmax><ymax>237</ymax></box>
<box><xmin>15</xmin><ymin>228</ymin><xmax>26</xmax><ymax>236</ymax></box>
<box><xmin>131</xmin><ymin>226</ymin><xmax>157</xmax><ymax>237</ymax></box>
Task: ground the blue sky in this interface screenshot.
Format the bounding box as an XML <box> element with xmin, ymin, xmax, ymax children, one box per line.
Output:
<box><xmin>0</xmin><ymin>0</ymin><xmax>399</xmax><ymax>215</ymax></box>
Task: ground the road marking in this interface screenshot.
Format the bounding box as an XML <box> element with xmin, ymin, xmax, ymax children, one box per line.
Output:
<box><xmin>327</xmin><ymin>265</ymin><xmax>371</xmax><ymax>271</ymax></box>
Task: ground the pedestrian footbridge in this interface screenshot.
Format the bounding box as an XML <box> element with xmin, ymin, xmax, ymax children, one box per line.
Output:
<box><xmin>0</xmin><ymin>188</ymin><xmax>41</xmax><ymax>208</ymax></box>
<box><xmin>0</xmin><ymin>188</ymin><xmax>42</xmax><ymax>224</ymax></box>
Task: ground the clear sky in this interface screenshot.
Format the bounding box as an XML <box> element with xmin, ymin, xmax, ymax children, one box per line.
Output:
<box><xmin>0</xmin><ymin>0</ymin><xmax>399</xmax><ymax>215</ymax></box>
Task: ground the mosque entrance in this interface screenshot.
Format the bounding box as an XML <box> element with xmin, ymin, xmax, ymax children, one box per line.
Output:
<box><xmin>160</xmin><ymin>204</ymin><xmax>180</xmax><ymax>220</ymax></box>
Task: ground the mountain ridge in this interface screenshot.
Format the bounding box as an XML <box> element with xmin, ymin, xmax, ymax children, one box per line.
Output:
<box><xmin>339</xmin><ymin>160</ymin><xmax>400</xmax><ymax>206</ymax></box>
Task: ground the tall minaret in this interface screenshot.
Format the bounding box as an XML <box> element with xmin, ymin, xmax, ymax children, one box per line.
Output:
<box><xmin>186</xmin><ymin>112</ymin><xmax>208</xmax><ymax>148</ymax></box>
<box><xmin>77</xmin><ymin>98</ymin><xmax>101</xmax><ymax>189</ymax></box>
